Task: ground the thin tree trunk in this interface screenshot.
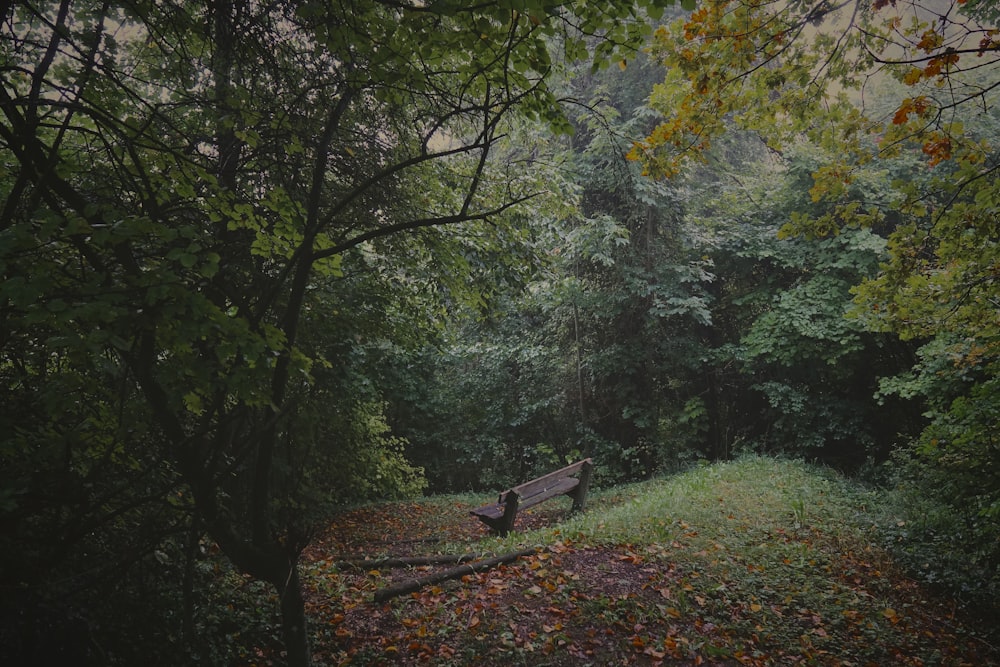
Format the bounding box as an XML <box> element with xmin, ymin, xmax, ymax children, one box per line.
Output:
<box><xmin>275</xmin><ymin>561</ymin><xmax>311</xmax><ymax>667</ymax></box>
<box><xmin>181</xmin><ymin>518</ymin><xmax>201</xmax><ymax>644</ymax></box>
<box><xmin>573</xmin><ymin>295</ymin><xmax>586</xmax><ymax>424</ymax></box>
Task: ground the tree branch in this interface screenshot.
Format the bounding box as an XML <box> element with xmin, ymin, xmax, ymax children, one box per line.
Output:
<box><xmin>312</xmin><ymin>191</ymin><xmax>544</xmax><ymax>261</ymax></box>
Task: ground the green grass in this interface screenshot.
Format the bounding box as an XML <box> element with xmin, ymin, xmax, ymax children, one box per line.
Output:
<box><xmin>457</xmin><ymin>457</ymin><xmax>996</xmax><ymax>663</ymax></box>
<box><xmin>484</xmin><ymin>457</ymin><xmax>873</xmax><ymax>549</ymax></box>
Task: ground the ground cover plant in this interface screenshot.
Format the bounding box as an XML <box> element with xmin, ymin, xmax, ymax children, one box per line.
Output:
<box><xmin>235</xmin><ymin>458</ymin><xmax>999</xmax><ymax>665</ymax></box>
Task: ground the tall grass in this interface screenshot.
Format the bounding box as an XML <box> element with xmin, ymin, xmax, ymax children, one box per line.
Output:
<box><xmin>498</xmin><ymin>456</ymin><xmax>875</xmax><ymax>549</ymax></box>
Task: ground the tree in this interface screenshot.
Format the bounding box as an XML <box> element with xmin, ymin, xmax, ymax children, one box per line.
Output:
<box><xmin>1</xmin><ymin>0</ymin><xmax>687</xmax><ymax>662</ymax></box>
<box><xmin>631</xmin><ymin>0</ymin><xmax>1000</xmax><ymax>606</ymax></box>
<box><xmin>683</xmin><ymin>139</ymin><xmax>919</xmax><ymax>465</ymax></box>
<box><xmin>555</xmin><ymin>65</ymin><xmax>718</xmax><ymax>476</ymax></box>
<box><xmin>388</xmin><ymin>17</ymin><xmax>732</xmax><ymax>488</ymax></box>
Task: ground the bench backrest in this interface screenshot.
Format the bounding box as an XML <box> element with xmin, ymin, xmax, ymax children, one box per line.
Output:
<box><xmin>505</xmin><ymin>458</ymin><xmax>592</xmax><ymax>501</ymax></box>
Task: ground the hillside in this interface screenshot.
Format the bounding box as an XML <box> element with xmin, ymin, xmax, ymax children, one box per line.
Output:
<box><xmin>284</xmin><ymin>458</ymin><xmax>998</xmax><ymax>665</ymax></box>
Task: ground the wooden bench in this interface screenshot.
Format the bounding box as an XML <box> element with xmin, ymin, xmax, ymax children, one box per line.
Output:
<box><xmin>470</xmin><ymin>459</ymin><xmax>593</xmax><ymax>536</ymax></box>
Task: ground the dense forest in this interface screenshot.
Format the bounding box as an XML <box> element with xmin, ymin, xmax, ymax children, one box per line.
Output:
<box><xmin>2</xmin><ymin>0</ymin><xmax>998</xmax><ymax>664</ymax></box>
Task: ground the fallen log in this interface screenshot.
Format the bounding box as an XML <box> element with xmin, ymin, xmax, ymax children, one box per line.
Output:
<box><xmin>372</xmin><ymin>547</ymin><xmax>538</xmax><ymax>603</ymax></box>
<box><xmin>335</xmin><ymin>553</ymin><xmax>486</xmax><ymax>570</ymax></box>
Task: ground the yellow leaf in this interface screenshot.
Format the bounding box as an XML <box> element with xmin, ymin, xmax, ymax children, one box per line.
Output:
<box><xmin>618</xmin><ymin>59</ymin><xmax>627</xmax><ymax>71</ymax></box>
<box><xmin>902</xmin><ymin>68</ymin><xmax>923</xmax><ymax>85</ymax></box>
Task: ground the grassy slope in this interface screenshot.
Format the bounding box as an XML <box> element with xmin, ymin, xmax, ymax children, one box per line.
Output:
<box><xmin>297</xmin><ymin>457</ymin><xmax>999</xmax><ymax>666</ymax></box>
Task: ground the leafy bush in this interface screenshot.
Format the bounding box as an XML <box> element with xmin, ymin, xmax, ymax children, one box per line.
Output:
<box><xmin>877</xmin><ymin>438</ymin><xmax>1000</xmax><ymax>616</ymax></box>
<box><xmin>0</xmin><ymin>529</ymin><xmax>280</xmax><ymax>666</ymax></box>
<box><xmin>871</xmin><ymin>332</ymin><xmax>1000</xmax><ymax>617</ymax></box>
<box><xmin>291</xmin><ymin>398</ymin><xmax>427</xmax><ymax>514</ymax></box>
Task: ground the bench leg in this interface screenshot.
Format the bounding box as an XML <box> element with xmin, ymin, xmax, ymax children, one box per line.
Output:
<box><xmin>570</xmin><ymin>460</ymin><xmax>593</xmax><ymax>513</ymax></box>
<box><xmin>498</xmin><ymin>493</ymin><xmax>519</xmax><ymax>536</ymax></box>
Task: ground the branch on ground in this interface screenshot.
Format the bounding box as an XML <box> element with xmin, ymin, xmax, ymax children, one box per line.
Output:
<box><xmin>372</xmin><ymin>548</ymin><xmax>538</xmax><ymax>603</ymax></box>
<box><xmin>335</xmin><ymin>553</ymin><xmax>488</xmax><ymax>570</ymax></box>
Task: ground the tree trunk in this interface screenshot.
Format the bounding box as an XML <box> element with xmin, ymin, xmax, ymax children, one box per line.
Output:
<box><xmin>274</xmin><ymin>560</ymin><xmax>311</xmax><ymax>667</ymax></box>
